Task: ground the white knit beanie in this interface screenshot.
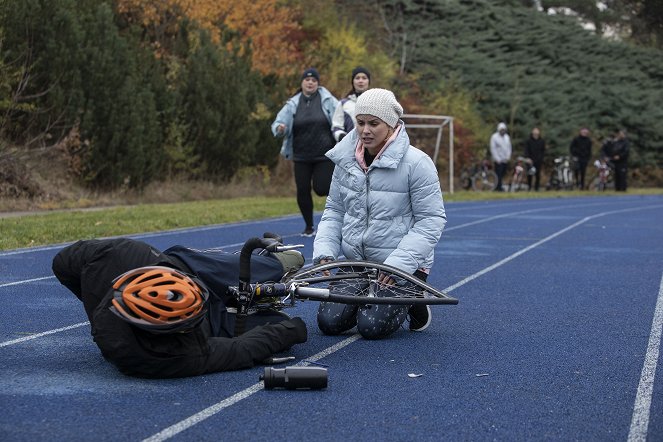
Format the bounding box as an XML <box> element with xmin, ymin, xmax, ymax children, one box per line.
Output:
<box><xmin>354</xmin><ymin>88</ymin><xmax>404</xmax><ymax>128</ymax></box>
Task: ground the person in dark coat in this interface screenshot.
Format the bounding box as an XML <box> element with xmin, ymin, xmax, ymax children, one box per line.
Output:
<box><xmin>523</xmin><ymin>127</ymin><xmax>546</xmax><ymax>191</ymax></box>
<box><xmin>569</xmin><ymin>127</ymin><xmax>593</xmax><ymax>190</ymax></box>
<box><xmin>52</xmin><ymin>238</ymin><xmax>307</xmax><ymax>378</ymax></box>
<box><xmin>609</xmin><ymin>129</ymin><xmax>630</xmax><ymax>191</ymax></box>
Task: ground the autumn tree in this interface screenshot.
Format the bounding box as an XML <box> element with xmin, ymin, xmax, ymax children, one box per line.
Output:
<box><xmin>172</xmin><ymin>27</ymin><xmax>265</xmax><ymax>181</ymax></box>
<box><xmin>115</xmin><ymin>0</ymin><xmax>304</xmax><ymax>77</ymax></box>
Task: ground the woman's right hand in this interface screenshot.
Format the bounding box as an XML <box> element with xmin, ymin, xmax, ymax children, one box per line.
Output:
<box><xmin>319</xmin><ymin>258</ymin><xmax>331</xmax><ymax>276</ymax></box>
<box><xmin>276</xmin><ymin>123</ymin><xmax>286</xmax><ymax>134</ymax></box>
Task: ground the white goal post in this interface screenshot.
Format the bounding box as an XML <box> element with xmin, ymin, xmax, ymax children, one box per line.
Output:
<box><xmin>402</xmin><ymin>114</ymin><xmax>455</xmax><ymax>193</ymax></box>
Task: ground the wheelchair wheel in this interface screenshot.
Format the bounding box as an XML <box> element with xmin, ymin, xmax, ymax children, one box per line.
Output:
<box><xmin>283</xmin><ymin>261</ymin><xmax>458</xmax><ymax>306</ymax></box>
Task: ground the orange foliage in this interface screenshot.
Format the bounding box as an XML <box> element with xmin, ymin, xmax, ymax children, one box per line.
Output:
<box><xmin>116</xmin><ymin>0</ymin><xmax>303</xmax><ymax>76</ymax></box>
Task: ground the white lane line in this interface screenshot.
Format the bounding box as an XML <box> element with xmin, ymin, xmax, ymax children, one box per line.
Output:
<box><xmin>0</xmin><ymin>321</ymin><xmax>89</xmax><ymax>348</ymax></box>
<box><xmin>627</xmin><ymin>272</ymin><xmax>663</xmax><ymax>442</ymax></box>
<box><xmin>444</xmin><ymin>205</ymin><xmax>663</xmax><ymax>293</ymax></box>
<box><xmin>444</xmin><ymin>200</ymin><xmax>611</xmax><ymax>232</ymax></box>
<box><xmin>0</xmin><ymin>276</ymin><xmax>55</xmax><ymax>288</ymax></box>
<box><xmin>142</xmin><ymin>334</ymin><xmax>361</xmax><ymax>442</ymax></box>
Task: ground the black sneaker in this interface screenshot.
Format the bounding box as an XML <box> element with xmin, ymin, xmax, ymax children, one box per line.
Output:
<box><xmin>302</xmin><ymin>227</ymin><xmax>315</xmax><ymax>237</ymax></box>
<box><xmin>408</xmin><ymin>304</ymin><xmax>431</xmax><ymax>331</ymax></box>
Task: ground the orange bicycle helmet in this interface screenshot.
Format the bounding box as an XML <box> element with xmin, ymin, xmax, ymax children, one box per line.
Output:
<box><xmin>109</xmin><ymin>266</ymin><xmax>208</xmax><ymax>333</ymax></box>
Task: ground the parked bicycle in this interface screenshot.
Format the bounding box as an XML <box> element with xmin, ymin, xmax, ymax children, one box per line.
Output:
<box><xmin>229</xmin><ymin>236</ymin><xmax>458</xmax><ymax>336</ymax></box>
<box><xmin>460</xmin><ymin>159</ymin><xmax>498</xmax><ymax>192</ymax></box>
<box><xmin>509</xmin><ymin>156</ymin><xmax>535</xmax><ymax>192</ymax></box>
<box><xmin>589</xmin><ymin>159</ymin><xmax>614</xmax><ymax>191</ymax></box>
<box><xmin>546</xmin><ymin>156</ymin><xmax>574</xmax><ymax>191</ymax></box>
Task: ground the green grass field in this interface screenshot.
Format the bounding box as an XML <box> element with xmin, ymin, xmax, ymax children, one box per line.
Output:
<box><xmin>2</xmin><ymin>189</ymin><xmax>661</xmax><ymax>251</ymax></box>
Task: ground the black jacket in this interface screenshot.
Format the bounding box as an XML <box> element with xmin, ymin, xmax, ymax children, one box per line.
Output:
<box><xmin>570</xmin><ymin>135</ymin><xmax>592</xmax><ymax>161</ymax></box>
<box><xmin>611</xmin><ymin>138</ymin><xmax>630</xmax><ymax>164</ymax></box>
<box><xmin>524</xmin><ymin>136</ymin><xmax>546</xmax><ymax>165</ymax></box>
<box><xmin>52</xmin><ymin>239</ymin><xmax>306</xmax><ymax>378</ymax></box>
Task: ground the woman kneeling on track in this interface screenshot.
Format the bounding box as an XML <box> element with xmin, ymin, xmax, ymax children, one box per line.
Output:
<box><xmin>52</xmin><ymin>237</ymin><xmax>307</xmax><ymax>378</ymax></box>
<box><xmin>313</xmin><ymin>88</ymin><xmax>447</xmax><ymax>339</ymax></box>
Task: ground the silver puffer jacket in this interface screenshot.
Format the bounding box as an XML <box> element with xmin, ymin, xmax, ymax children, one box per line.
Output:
<box><xmin>313</xmin><ymin>122</ymin><xmax>446</xmax><ymax>274</ymax></box>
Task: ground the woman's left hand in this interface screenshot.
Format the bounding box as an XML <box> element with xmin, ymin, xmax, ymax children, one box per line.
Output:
<box><xmin>377</xmin><ymin>272</ymin><xmax>395</xmax><ymax>286</ymax></box>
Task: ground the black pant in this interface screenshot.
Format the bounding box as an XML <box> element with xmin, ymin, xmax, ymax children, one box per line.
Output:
<box><xmin>614</xmin><ymin>163</ymin><xmax>628</xmax><ymax>191</ymax></box>
<box><xmin>294</xmin><ymin>159</ymin><xmax>335</xmax><ymax>228</ymax></box>
<box><xmin>317</xmin><ymin>269</ymin><xmax>427</xmax><ymax>339</ymax></box>
<box><xmin>574</xmin><ymin>159</ymin><xmax>589</xmax><ymax>189</ymax></box>
<box><xmin>527</xmin><ymin>161</ymin><xmax>543</xmax><ymax>191</ymax></box>
<box><xmin>494</xmin><ymin>162</ymin><xmax>507</xmax><ymax>191</ymax></box>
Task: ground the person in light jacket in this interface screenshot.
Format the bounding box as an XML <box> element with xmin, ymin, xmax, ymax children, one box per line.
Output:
<box><xmin>312</xmin><ymin>88</ymin><xmax>447</xmax><ymax>339</ymax></box>
<box><xmin>490</xmin><ymin>122</ymin><xmax>512</xmax><ymax>191</ymax></box>
<box><xmin>331</xmin><ymin>66</ymin><xmax>371</xmax><ymax>142</ymax></box>
<box><xmin>271</xmin><ymin>68</ymin><xmax>339</xmax><ymax>237</ymax></box>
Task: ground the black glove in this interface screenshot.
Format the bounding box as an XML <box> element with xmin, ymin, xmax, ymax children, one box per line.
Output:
<box><xmin>281</xmin><ymin>317</ymin><xmax>308</xmax><ymax>343</ymax></box>
<box><xmin>338</xmin><ymin>133</ymin><xmax>346</xmax><ymax>142</ymax></box>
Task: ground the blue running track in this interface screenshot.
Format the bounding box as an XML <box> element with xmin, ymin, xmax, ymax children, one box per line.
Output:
<box><xmin>1</xmin><ymin>195</ymin><xmax>662</xmax><ymax>441</ymax></box>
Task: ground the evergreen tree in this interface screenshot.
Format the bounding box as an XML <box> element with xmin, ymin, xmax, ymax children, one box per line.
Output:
<box><xmin>177</xmin><ymin>28</ymin><xmax>263</xmax><ymax>181</ymax></box>
<box><xmin>369</xmin><ymin>0</ymin><xmax>663</xmax><ymax>166</ymax></box>
<box><xmin>0</xmin><ymin>0</ymin><xmax>86</xmax><ymax>144</ymax></box>
<box><xmin>78</xmin><ymin>2</ymin><xmax>162</xmax><ymax>189</ymax></box>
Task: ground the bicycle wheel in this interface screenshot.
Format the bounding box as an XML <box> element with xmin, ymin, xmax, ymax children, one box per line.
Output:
<box><xmin>589</xmin><ymin>176</ymin><xmax>603</xmax><ymax>191</ymax></box>
<box><xmin>281</xmin><ymin>261</ymin><xmax>458</xmax><ymax>306</ymax></box>
<box><xmin>472</xmin><ymin>170</ymin><xmax>498</xmax><ymax>191</ymax></box>
<box><xmin>459</xmin><ymin>169</ymin><xmax>473</xmax><ymax>190</ymax></box>
<box><xmin>562</xmin><ymin>168</ymin><xmax>574</xmax><ymax>190</ymax></box>
<box><xmin>509</xmin><ymin>172</ymin><xmax>525</xmax><ymax>192</ymax></box>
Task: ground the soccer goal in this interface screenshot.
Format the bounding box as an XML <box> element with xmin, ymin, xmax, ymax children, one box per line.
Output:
<box><xmin>401</xmin><ymin>114</ymin><xmax>455</xmax><ymax>193</ymax></box>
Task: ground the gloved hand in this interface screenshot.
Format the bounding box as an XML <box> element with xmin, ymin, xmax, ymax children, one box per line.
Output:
<box><xmin>338</xmin><ymin>133</ymin><xmax>346</xmax><ymax>142</ymax></box>
<box><xmin>282</xmin><ymin>317</ymin><xmax>307</xmax><ymax>343</ymax></box>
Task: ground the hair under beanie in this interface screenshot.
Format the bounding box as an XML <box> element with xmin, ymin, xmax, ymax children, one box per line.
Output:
<box><xmin>301</xmin><ymin>67</ymin><xmax>320</xmax><ymax>82</ymax></box>
<box><xmin>354</xmin><ymin>88</ymin><xmax>403</xmax><ymax>128</ymax></box>
<box><xmin>351</xmin><ymin>66</ymin><xmax>371</xmax><ymax>82</ymax></box>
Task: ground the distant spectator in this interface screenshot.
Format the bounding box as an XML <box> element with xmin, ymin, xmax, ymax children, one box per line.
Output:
<box><xmin>331</xmin><ymin>66</ymin><xmax>371</xmax><ymax>142</ymax></box>
<box><xmin>609</xmin><ymin>129</ymin><xmax>630</xmax><ymax>191</ymax></box>
<box><xmin>569</xmin><ymin>127</ymin><xmax>593</xmax><ymax>190</ymax></box>
<box><xmin>523</xmin><ymin>127</ymin><xmax>546</xmax><ymax>191</ymax></box>
<box><xmin>489</xmin><ymin>122</ymin><xmax>512</xmax><ymax>192</ymax></box>
<box><xmin>272</xmin><ymin>68</ymin><xmax>339</xmax><ymax>236</ymax></box>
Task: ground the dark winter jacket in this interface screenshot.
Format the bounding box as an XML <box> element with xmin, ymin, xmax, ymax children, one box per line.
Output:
<box><xmin>524</xmin><ymin>136</ymin><xmax>546</xmax><ymax>165</ymax></box>
<box><xmin>569</xmin><ymin>135</ymin><xmax>592</xmax><ymax>162</ymax></box>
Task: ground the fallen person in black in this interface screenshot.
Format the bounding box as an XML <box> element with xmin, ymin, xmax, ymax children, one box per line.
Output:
<box><xmin>52</xmin><ymin>237</ymin><xmax>307</xmax><ymax>378</ymax></box>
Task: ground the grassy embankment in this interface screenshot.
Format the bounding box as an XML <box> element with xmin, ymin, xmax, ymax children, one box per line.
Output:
<box><xmin>2</xmin><ymin>189</ymin><xmax>662</xmax><ymax>251</ymax></box>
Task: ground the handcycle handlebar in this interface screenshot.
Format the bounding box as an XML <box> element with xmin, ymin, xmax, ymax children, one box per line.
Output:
<box><xmin>235</xmin><ymin>236</ymin><xmax>303</xmax><ymax>336</ymax></box>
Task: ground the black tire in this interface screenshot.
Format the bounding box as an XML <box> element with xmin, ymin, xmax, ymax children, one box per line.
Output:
<box><xmin>589</xmin><ymin>175</ymin><xmax>613</xmax><ymax>192</ymax></box>
<box><xmin>472</xmin><ymin>170</ymin><xmax>498</xmax><ymax>191</ymax></box>
<box><xmin>460</xmin><ymin>169</ymin><xmax>473</xmax><ymax>190</ymax></box>
<box><xmin>509</xmin><ymin>172</ymin><xmax>525</xmax><ymax>192</ymax></box>
<box><xmin>282</xmin><ymin>261</ymin><xmax>458</xmax><ymax>306</ymax></box>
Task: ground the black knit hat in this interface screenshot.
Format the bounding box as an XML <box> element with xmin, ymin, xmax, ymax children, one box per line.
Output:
<box><xmin>352</xmin><ymin>66</ymin><xmax>371</xmax><ymax>82</ymax></box>
<box><xmin>301</xmin><ymin>67</ymin><xmax>320</xmax><ymax>82</ymax></box>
